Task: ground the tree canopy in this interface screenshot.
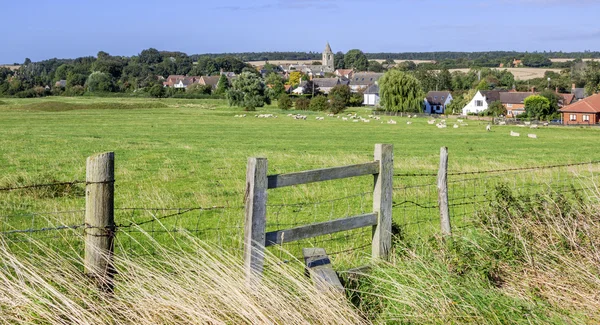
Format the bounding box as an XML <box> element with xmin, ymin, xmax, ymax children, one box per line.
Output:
<box><xmin>379</xmin><ymin>70</ymin><xmax>424</xmax><ymax>113</ymax></box>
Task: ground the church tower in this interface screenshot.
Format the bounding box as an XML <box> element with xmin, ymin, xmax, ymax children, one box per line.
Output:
<box><xmin>322</xmin><ymin>42</ymin><xmax>334</xmax><ymax>72</ymax></box>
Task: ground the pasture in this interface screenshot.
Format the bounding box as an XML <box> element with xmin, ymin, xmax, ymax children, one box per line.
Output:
<box><xmin>1</xmin><ymin>96</ymin><xmax>600</xmax><ymax>261</ymax></box>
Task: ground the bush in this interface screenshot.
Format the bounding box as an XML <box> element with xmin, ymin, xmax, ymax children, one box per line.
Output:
<box><xmin>186</xmin><ymin>84</ymin><xmax>212</xmax><ymax>95</ymax></box>
<box><xmin>295</xmin><ymin>97</ymin><xmax>310</xmax><ymax>110</ymax></box>
<box><xmin>64</xmin><ymin>85</ymin><xmax>85</xmax><ymax>96</ymax></box>
<box><xmin>309</xmin><ymin>95</ymin><xmax>330</xmax><ymax>111</ymax></box>
<box><xmin>278</xmin><ymin>93</ymin><xmax>293</xmax><ymax>110</ymax></box>
<box><xmin>329</xmin><ymin>97</ymin><xmax>346</xmax><ymax>114</ymax></box>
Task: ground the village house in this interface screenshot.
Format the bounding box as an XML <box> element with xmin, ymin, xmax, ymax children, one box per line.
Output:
<box><xmin>559</xmin><ymin>93</ymin><xmax>600</xmax><ymax>125</ymax></box>
<box><xmin>349</xmin><ymin>72</ymin><xmax>384</xmax><ymax>92</ymax></box>
<box><xmin>500</xmin><ymin>92</ymin><xmax>535</xmax><ymax>117</ymax></box>
<box><xmin>571</xmin><ymin>83</ymin><xmax>587</xmax><ymax>101</ymax></box>
<box><xmin>363</xmin><ymin>84</ymin><xmax>380</xmax><ymax>106</ymax></box>
<box><xmin>293</xmin><ymin>78</ymin><xmax>349</xmax><ymax>95</ymax></box>
<box><xmin>198</xmin><ymin>76</ymin><xmax>221</xmax><ymax>89</ymax></box>
<box><xmin>461</xmin><ymin>90</ymin><xmax>505</xmax><ymax>115</ymax></box>
<box><xmin>334</xmin><ymin>69</ymin><xmax>354</xmax><ymax>79</ymax></box>
<box><xmin>424</xmin><ymin>91</ymin><xmax>453</xmax><ymax>114</ymax></box>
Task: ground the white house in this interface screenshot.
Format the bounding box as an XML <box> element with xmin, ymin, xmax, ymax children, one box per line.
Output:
<box><xmin>363</xmin><ymin>84</ymin><xmax>379</xmax><ymax>106</ymax></box>
<box><xmin>461</xmin><ymin>90</ymin><xmax>504</xmax><ymax>115</ymax></box>
<box><xmin>424</xmin><ymin>91</ymin><xmax>453</xmax><ymax>114</ymax></box>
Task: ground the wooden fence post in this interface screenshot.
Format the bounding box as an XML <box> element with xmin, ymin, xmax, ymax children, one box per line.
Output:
<box><xmin>85</xmin><ymin>152</ymin><xmax>115</xmax><ymax>292</ymax></box>
<box><xmin>372</xmin><ymin>144</ymin><xmax>393</xmax><ymax>261</ymax></box>
<box><xmin>438</xmin><ymin>147</ymin><xmax>452</xmax><ymax>236</ymax></box>
<box><xmin>244</xmin><ymin>157</ymin><xmax>268</xmax><ymax>280</ymax></box>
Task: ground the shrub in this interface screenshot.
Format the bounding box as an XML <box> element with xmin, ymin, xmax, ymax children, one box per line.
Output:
<box><xmin>295</xmin><ymin>97</ymin><xmax>310</xmax><ymax>110</ymax></box>
<box><xmin>278</xmin><ymin>93</ymin><xmax>293</xmax><ymax>110</ymax></box>
<box><xmin>309</xmin><ymin>95</ymin><xmax>329</xmax><ymax>111</ymax></box>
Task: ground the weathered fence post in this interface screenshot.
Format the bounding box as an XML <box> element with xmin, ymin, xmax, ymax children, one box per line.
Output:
<box><xmin>438</xmin><ymin>147</ymin><xmax>452</xmax><ymax>236</ymax></box>
<box><xmin>244</xmin><ymin>157</ymin><xmax>268</xmax><ymax>280</ymax></box>
<box><xmin>85</xmin><ymin>152</ymin><xmax>115</xmax><ymax>292</ymax></box>
<box><xmin>372</xmin><ymin>144</ymin><xmax>393</xmax><ymax>261</ymax></box>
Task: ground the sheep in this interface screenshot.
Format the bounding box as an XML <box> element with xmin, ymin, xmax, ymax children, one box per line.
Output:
<box><xmin>363</xmin><ymin>119</ymin><xmax>371</xmax><ymax>123</ymax></box>
<box><xmin>427</xmin><ymin>120</ymin><xmax>436</xmax><ymax>125</ymax></box>
<box><xmin>543</xmin><ymin>122</ymin><xmax>549</xmax><ymax>126</ymax></box>
<box><xmin>530</xmin><ymin>124</ymin><xmax>538</xmax><ymax>129</ymax></box>
<box><xmin>406</xmin><ymin>121</ymin><xmax>412</xmax><ymax>125</ymax></box>
<box><xmin>457</xmin><ymin>119</ymin><xmax>463</xmax><ymax>123</ymax></box>
<box><xmin>353</xmin><ymin>120</ymin><xmax>359</xmax><ymax>123</ymax></box>
<box><xmin>453</xmin><ymin>124</ymin><xmax>459</xmax><ymax>129</ymax></box>
<box><xmin>486</xmin><ymin>124</ymin><xmax>491</xmax><ymax>132</ymax></box>
<box><xmin>460</xmin><ymin>123</ymin><xmax>469</xmax><ymax>126</ymax></box>
<box><xmin>437</xmin><ymin>124</ymin><xmax>447</xmax><ymax>129</ymax></box>
<box><xmin>413</xmin><ymin>114</ymin><xmax>418</xmax><ymax>118</ymax></box>
<box><xmin>498</xmin><ymin>121</ymin><xmax>507</xmax><ymax>125</ymax></box>
<box><xmin>327</xmin><ymin>113</ymin><xmax>335</xmax><ymax>117</ymax></box>
<box><xmin>524</xmin><ymin>121</ymin><xmax>531</xmax><ymax>126</ymax></box>
<box><xmin>528</xmin><ymin>134</ymin><xmax>537</xmax><ymax>139</ymax></box>
<box><xmin>441</xmin><ymin>119</ymin><xmax>446</xmax><ymax>124</ymax></box>
<box><xmin>388</xmin><ymin>119</ymin><xmax>397</xmax><ymax>125</ymax></box>
<box><xmin>373</xmin><ymin>116</ymin><xmax>381</xmax><ymax>120</ymax></box>
<box><xmin>342</xmin><ymin>117</ymin><xmax>348</xmax><ymax>121</ymax></box>
<box><xmin>510</xmin><ymin>131</ymin><xmax>520</xmax><ymax>137</ymax></box>
<box><xmin>517</xmin><ymin>124</ymin><xmax>526</xmax><ymax>127</ymax></box>
<box><xmin>315</xmin><ymin>117</ymin><xmax>325</xmax><ymax>120</ymax></box>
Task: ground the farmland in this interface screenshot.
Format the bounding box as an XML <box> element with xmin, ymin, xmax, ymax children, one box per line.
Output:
<box><xmin>2</xmin><ymin>97</ymin><xmax>600</xmax><ymax>323</ymax></box>
<box><xmin>449</xmin><ymin>67</ymin><xmax>563</xmax><ymax>80</ymax></box>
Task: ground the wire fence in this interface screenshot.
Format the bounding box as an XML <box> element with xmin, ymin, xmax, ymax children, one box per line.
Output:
<box><xmin>393</xmin><ymin>160</ymin><xmax>600</xmax><ymax>239</ymax></box>
<box><xmin>3</xmin><ymin>159</ymin><xmax>600</xmax><ymax>269</ymax></box>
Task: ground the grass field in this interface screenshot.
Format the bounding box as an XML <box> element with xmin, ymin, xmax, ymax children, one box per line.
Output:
<box><xmin>2</xmin><ymin>96</ymin><xmax>600</xmax><ymax>323</ymax></box>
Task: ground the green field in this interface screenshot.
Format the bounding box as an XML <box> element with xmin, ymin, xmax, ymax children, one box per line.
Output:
<box><xmin>2</xmin><ymin>97</ymin><xmax>600</xmax><ymax>323</ymax></box>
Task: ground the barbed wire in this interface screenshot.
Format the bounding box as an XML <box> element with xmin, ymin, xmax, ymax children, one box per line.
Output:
<box><xmin>394</xmin><ymin>160</ymin><xmax>600</xmax><ymax>178</ymax></box>
<box><xmin>0</xmin><ymin>180</ymin><xmax>118</xmax><ymax>192</ymax></box>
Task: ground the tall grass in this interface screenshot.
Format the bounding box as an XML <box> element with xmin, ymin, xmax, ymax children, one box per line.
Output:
<box><xmin>351</xmin><ymin>185</ymin><xmax>600</xmax><ymax>324</ymax></box>
<box><xmin>0</xmin><ymin>233</ymin><xmax>367</xmax><ymax>324</ymax></box>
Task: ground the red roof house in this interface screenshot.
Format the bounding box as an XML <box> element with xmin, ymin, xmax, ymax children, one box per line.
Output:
<box><xmin>559</xmin><ymin>93</ymin><xmax>600</xmax><ymax>125</ymax></box>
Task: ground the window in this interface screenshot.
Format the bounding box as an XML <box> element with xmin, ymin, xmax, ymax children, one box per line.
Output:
<box><xmin>434</xmin><ymin>96</ymin><xmax>438</xmax><ymax>100</ymax></box>
<box><xmin>441</xmin><ymin>96</ymin><xmax>445</xmax><ymax>100</ymax></box>
<box><xmin>507</xmin><ymin>104</ymin><xmax>513</xmax><ymax>108</ymax></box>
<box><xmin>570</xmin><ymin>114</ymin><xmax>577</xmax><ymax>121</ymax></box>
<box><xmin>475</xmin><ymin>100</ymin><xmax>483</xmax><ymax>107</ymax></box>
<box><xmin>508</xmin><ymin>110</ymin><xmax>513</xmax><ymax>116</ymax></box>
<box><xmin>583</xmin><ymin>115</ymin><xmax>590</xmax><ymax>121</ymax></box>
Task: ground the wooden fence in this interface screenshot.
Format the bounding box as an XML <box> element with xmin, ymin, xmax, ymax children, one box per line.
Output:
<box><xmin>243</xmin><ymin>144</ymin><xmax>394</xmax><ymax>279</ymax></box>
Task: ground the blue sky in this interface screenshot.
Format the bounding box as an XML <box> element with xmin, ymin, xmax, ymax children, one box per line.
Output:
<box><xmin>2</xmin><ymin>0</ymin><xmax>600</xmax><ymax>63</ymax></box>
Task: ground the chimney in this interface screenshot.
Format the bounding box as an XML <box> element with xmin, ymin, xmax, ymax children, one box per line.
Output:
<box><xmin>572</xmin><ymin>83</ymin><xmax>576</xmax><ymax>90</ymax></box>
<box><xmin>555</xmin><ymin>87</ymin><xmax>559</xmax><ymax>94</ymax></box>
<box><xmin>531</xmin><ymin>86</ymin><xmax>535</xmax><ymax>93</ymax></box>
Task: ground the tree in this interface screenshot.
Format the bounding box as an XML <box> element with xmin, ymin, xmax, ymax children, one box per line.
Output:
<box><xmin>584</xmin><ymin>61</ymin><xmax>600</xmax><ymax>95</ymax></box>
<box><xmin>66</xmin><ymin>72</ymin><xmax>87</xmax><ymax>87</ymax></box>
<box><xmin>295</xmin><ymin>97</ymin><xmax>310</xmax><ymax>110</ymax></box>
<box><xmin>368</xmin><ymin>61</ymin><xmax>384</xmax><ymax>72</ymax></box>
<box><xmin>23</xmin><ymin>58</ymin><xmax>32</xmax><ymax>65</ymax></box>
<box><xmin>139</xmin><ymin>48</ymin><xmax>162</xmax><ymax>65</ymax></box>
<box><xmin>148</xmin><ymin>84</ymin><xmax>165</xmax><ymax>98</ymax></box>
<box><xmin>214</xmin><ymin>74</ymin><xmax>230</xmax><ymax>95</ymax></box>
<box><xmin>484</xmin><ymin>100</ymin><xmax>506</xmax><ymax>116</ymax></box>
<box><xmin>524</xmin><ymin>95</ymin><xmax>551</xmax><ymax>119</ymax></box>
<box><xmin>397</xmin><ymin>61</ymin><xmax>417</xmax><ymax>71</ymax></box>
<box><xmin>476</xmin><ymin>80</ymin><xmax>490</xmax><ymax>91</ymax></box>
<box><xmin>437</xmin><ymin>69</ymin><xmax>452</xmax><ymax>91</ymax></box>
<box><xmin>265</xmin><ymin>72</ymin><xmax>285</xmax><ymax>95</ymax></box>
<box><xmin>344</xmin><ymin>49</ymin><xmax>368</xmax><ymax>71</ymax></box>
<box><xmin>303</xmin><ymin>80</ymin><xmax>320</xmax><ymax>97</ymax></box>
<box><xmin>349</xmin><ymin>92</ymin><xmax>364</xmax><ymax>107</ymax></box>
<box><xmin>309</xmin><ymin>95</ymin><xmax>329</xmax><ymax>111</ymax></box>
<box><xmin>227</xmin><ymin>71</ymin><xmax>267</xmax><ymax>111</ymax></box>
<box><xmin>384</xmin><ymin>58</ymin><xmax>396</xmax><ymax>65</ymax></box>
<box><xmin>539</xmin><ymin>90</ymin><xmax>561</xmax><ymax>115</ymax></box>
<box><xmin>187</xmin><ymin>83</ymin><xmax>212</xmax><ymax>94</ymax></box>
<box><xmin>522</xmin><ymin>54</ymin><xmax>551</xmax><ymax>68</ymax></box>
<box><xmin>85</xmin><ymin>71</ymin><xmax>114</xmax><ymax>92</ymax></box>
<box><xmin>311</xmin><ymin>61</ymin><xmax>322</xmax><ymax>65</ymax></box>
<box><xmin>334</xmin><ymin>52</ymin><xmax>345</xmax><ymax>69</ymax></box>
<box><xmin>379</xmin><ymin>70</ymin><xmax>424</xmax><ymax>113</ymax></box>
<box><xmin>278</xmin><ymin>93</ymin><xmax>292</xmax><ymax>110</ymax></box>
<box><xmin>287</xmin><ymin>71</ymin><xmax>303</xmax><ymax>86</ymax></box>
<box><xmin>328</xmin><ymin>84</ymin><xmax>352</xmax><ymax>114</ymax></box>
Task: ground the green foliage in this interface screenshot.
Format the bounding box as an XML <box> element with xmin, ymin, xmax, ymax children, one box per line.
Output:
<box><xmin>476</xmin><ymin>80</ymin><xmax>490</xmax><ymax>91</ymax></box>
<box><xmin>138</xmin><ymin>48</ymin><xmax>162</xmax><ymax>65</ymax></box>
<box><xmin>397</xmin><ymin>61</ymin><xmax>417</xmax><ymax>71</ymax></box>
<box><xmin>64</xmin><ymin>85</ymin><xmax>85</xmax><ymax>96</ymax></box>
<box><xmin>186</xmin><ymin>84</ymin><xmax>212</xmax><ymax>95</ymax></box>
<box><xmin>522</xmin><ymin>53</ymin><xmax>552</xmax><ymax>68</ymax></box>
<box><xmin>277</xmin><ymin>93</ymin><xmax>292</xmax><ymax>110</ymax></box>
<box><xmin>215</xmin><ymin>74</ymin><xmax>230</xmax><ymax>95</ymax></box>
<box><xmin>368</xmin><ymin>61</ymin><xmax>384</xmax><ymax>72</ymax></box>
<box><xmin>334</xmin><ymin>52</ymin><xmax>345</xmax><ymax>69</ymax></box>
<box><xmin>483</xmin><ymin>100</ymin><xmax>506</xmax><ymax>116</ymax></box>
<box><xmin>438</xmin><ymin>69</ymin><xmax>452</xmax><ymax>91</ymax></box>
<box><xmin>524</xmin><ymin>95</ymin><xmax>551</xmax><ymax>119</ymax></box>
<box><xmin>344</xmin><ymin>49</ymin><xmax>369</xmax><ymax>71</ymax></box>
<box><xmin>539</xmin><ymin>90</ymin><xmax>561</xmax><ymax>114</ymax></box>
<box><xmin>328</xmin><ymin>84</ymin><xmax>352</xmax><ymax>114</ymax></box>
<box><xmin>309</xmin><ymin>95</ymin><xmax>329</xmax><ymax>111</ymax></box>
<box><xmin>349</xmin><ymin>92</ymin><xmax>364</xmax><ymax>107</ymax></box>
<box><xmin>66</xmin><ymin>73</ymin><xmax>87</xmax><ymax>87</ymax></box>
<box><xmin>265</xmin><ymin>73</ymin><xmax>285</xmax><ymax>95</ymax></box>
<box><xmin>302</xmin><ymin>80</ymin><xmax>320</xmax><ymax>97</ymax></box>
<box><xmin>227</xmin><ymin>71</ymin><xmax>266</xmax><ymax>111</ymax></box>
<box><xmin>148</xmin><ymin>84</ymin><xmax>165</xmax><ymax>98</ymax></box>
<box><xmin>379</xmin><ymin>70</ymin><xmax>424</xmax><ymax>112</ymax></box>
<box><xmin>85</xmin><ymin>71</ymin><xmax>114</xmax><ymax>92</ymax></box>
<box><xmin>584</xmin><ymin>61</ymin><xmax>600</xmax><ymax>95</ymax></box>
<box><xmin>294</xmin><ymin>97</ymin><xmax>310</xmax><ymax>110</ymax></box>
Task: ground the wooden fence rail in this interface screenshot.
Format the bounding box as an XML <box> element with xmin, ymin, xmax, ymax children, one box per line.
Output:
<box><xmin>244</xmin><ymin>144</ymin><xmax>394</xmax><ymax>279</ymax></box>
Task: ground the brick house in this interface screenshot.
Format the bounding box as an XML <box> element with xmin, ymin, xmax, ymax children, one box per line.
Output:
<box><xmin>500</xmin><ymin>92</ymin><xmax>535</xmax><ymax>117</ymax></box>
<box><xmin>559</xmin><ymin>93</ymin><xmax>600</xmax><ymax>125</ymax></box>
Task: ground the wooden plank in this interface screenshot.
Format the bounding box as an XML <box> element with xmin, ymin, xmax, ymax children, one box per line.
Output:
<box><xmin>243</xmin><ymin>158</ymin><xmax>268</xmax><ymax>280</ymax></box>
<box><xmin>85</xmin><ymin>152</ymin><xmax>115</xmax><ymax>293</ymax></box>
<box><xmin>265</xmin><ymin>213</ymin><xmax>377</xmax><ymax>247</ymax></box>
<box><xmin>438</xmin><ymin>147</ymin><xmax>452</xmax><ymax>236</ymax></box>
<box><xmin>267</xmin><ymin>162</ymin><xmax>379</xmax><ymax>189</ymax></box>
<box><xmin>303</xmin><ymin>248</ymin><xmax>345</xmax><ymax>294</ymax></box>
<box><xmin>372</xmin><ymin>144</ymin><xmax>393</xmax><ymax>260</ymax></box>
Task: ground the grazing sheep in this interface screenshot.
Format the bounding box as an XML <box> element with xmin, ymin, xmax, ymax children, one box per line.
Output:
<box><xmin>342</xmin><ymin>117</ymin><xmax>348</xmax><ymax>121</ymax></box>
<box><xmin>486</xmin><ymin>124</ymin><xmax>491</xmax><ymax>132</ymax></box>
<box><xmin>524</xmin><ymin>121</ymin><xmax>531</xmax><ymax>126</ymax></box>
<box><xmin>517</xmin><ymin>124</ymin><xmax>526</xmax><ymax>127</ymax></box>
<box><xmin>327</xmin><ymin>113</ymin><xmax>335</xmax><ymax>117</ymax></box>
<box><xmin>427</xmin><ymin>120</ymin><xmax>436</xmax><ymax>125</ymax></box>
<box><xmin>530</xmin><ymin>124</ymin><xmax>538</xmax><ymax>129</ymax></box>
<box><xmin>412</xmin><ymin>114</ymin><xmax>418</xmax><ymax>118</ymax></box>
<box><xmin>528</xmin><ymin>134</ymin><xmax>537</xmax><ymax>139</ymax></box>
<box><xmin>457</xmin><ymin>119</ymin><xmax>463</xmax><ymax>123</ymax></box>
<box><xmin>407</xmin><ymin>121</ymin><xmax>412</xmax><ymax>125</ymax></box>
<box><xmin>436</xmin><ymin>123</ymin><xmax>447</xmax><ymax>128</ymax></box>
<box><xmin>498</xmin><ymin>121</ymin><xmax>507</xmax><ymax>125</ymax></box>
<box><xmin>453</xmin><ymin>124</ymin><xmax>459</xmax><ymax>129</ymax></box>
<box><xmin>315</xmin><ymin>117</ymin><xmax>325</xmax><ymax>120</ymax></box>
<box><xmin>543</xmin><ymin>122</ymin><xmax>549</xmax><ymax>126</ymax></box>
<box><xmin>388</xmin><ymin>119</ymin><xmax>397</xmax><ymax>125</ymax></box>
<box><xmin>373</xmin><ymin>116</ymin><xmax>381</xmax><ymax>120</ymax></box>
<box><xmin>441</xmin><ymin>119</ymin><xmax>446</xmax><ymax>124</ymax></box>
<box><xmin>460</xmin><ymin>123</ymin><xmax>469</xmax><ymax>126</ymax></box>
<box><xmin>353</xmin><ymin>120</ymin><xmax>359</xmax><ymax>123</ymax></box>
<box><xmin>510</xmin><ymin>131</ymin><xmax>520</xmax><ymax>137</ymax></box>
